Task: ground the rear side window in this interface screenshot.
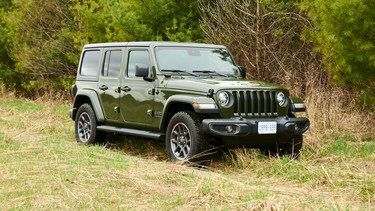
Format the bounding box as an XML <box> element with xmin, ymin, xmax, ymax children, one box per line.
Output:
<box><xmin>103</xmin><ymin>50</ymin><xmax>122</xmax><ymax>77</ymax></box>
<box><xmin>80</xmin><ymin>50</ymin><xmax>101</xmax><ymax>76</ymax></box>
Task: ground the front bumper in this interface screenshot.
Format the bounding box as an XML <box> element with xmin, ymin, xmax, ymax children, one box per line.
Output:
<box><xmin>202</xmin><ymin>116</ymin><xmax>309</xmax><ymax>137</ymax></box>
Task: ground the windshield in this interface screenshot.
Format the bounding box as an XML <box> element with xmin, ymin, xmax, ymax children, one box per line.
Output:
<box><xmin>155</xmin><ymin>47</ymin><xmax>239</xmax><ymax>75</ymax></box>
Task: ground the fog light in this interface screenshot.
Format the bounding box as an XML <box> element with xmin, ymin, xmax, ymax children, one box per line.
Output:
<box><xmin>226</xmin><ymin>125</ymin><xmax>234</xmax><ymax>133</ymax></box>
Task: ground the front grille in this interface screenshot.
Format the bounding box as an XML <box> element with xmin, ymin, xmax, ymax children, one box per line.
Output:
<box><xmin>232</xmin><ymin>90</ymin><xmax>278</xmax><ymax>117</ymax></box>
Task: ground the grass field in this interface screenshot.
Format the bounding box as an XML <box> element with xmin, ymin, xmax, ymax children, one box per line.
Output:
<box><xmin>0</xmin><ymin>96</ymin><xmax>373</xmax><ymax>210</ymax></box>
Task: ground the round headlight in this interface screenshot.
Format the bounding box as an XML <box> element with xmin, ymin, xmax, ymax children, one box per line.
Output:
<box><xmin>218</xmin><ymin>92</ymin><xmax>230</xmax><ymax>107</ymax></box>
<box><xmin>277</xmin><ymin>92</ymin><xmax>287</xmax><ymax>106</ymax></box>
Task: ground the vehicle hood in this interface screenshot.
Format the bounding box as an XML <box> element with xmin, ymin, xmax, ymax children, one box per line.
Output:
<box><xmin>160</xmin><ymin>77</ymin><xmax>284</xmax><ymax>93</ymax></box>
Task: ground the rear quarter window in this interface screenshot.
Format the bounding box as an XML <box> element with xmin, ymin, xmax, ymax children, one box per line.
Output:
<box><xmin>80</xmin><ymin>50</ymin><xmax>101</xmax><ymax>77</ymax></box>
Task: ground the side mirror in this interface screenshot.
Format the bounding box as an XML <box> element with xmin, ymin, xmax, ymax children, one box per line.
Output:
<box><xmin>135</xmin><ymin>64</ymin><xmax>149</xmax><ymax>77</ymax></box>
<box><xmin>238</xmin><ymin>66</ymin><xmax>247</xmax><ymax>79</ymax></box>
<box><xmin>135</xmin><ymin>64</ymin><xmax>153</xmax><ymax>82</ymax></box>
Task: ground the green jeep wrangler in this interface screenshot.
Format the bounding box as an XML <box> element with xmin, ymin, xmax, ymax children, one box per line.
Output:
<box><xmin>69</xmin><ymin>42</ymin><xmax>309</xmax><ymax>161</ymax></box>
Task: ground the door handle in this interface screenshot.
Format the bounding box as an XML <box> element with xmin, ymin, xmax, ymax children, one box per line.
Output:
<box><xmin>99</xmin><ymin>85</ymin><xmax>108</xmax><ymax>91</ymax></box>
<box><xmin>121</xmin><ymin>86</ymin><xmax>131</xmax><ymax>92</ymax></box>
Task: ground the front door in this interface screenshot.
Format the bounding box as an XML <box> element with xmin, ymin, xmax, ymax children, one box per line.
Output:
<box><xmin>119</xmin><ymin>48</ymin><xmax>154</xmax><ymax>124</ymax></box>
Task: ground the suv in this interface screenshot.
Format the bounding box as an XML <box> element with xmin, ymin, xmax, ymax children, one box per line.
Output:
<box><xmin>69</xmin><ymin>42</ymin><xmax>309</xmax><ymax>161</ymax></box>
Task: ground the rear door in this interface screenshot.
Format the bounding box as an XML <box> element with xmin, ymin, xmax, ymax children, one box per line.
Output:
<box><xmin>97</xmin><ymin>48</ymin><xmax>124</xmax><ymax>122</ymax></box>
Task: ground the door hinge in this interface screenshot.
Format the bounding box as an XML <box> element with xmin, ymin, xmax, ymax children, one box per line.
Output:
<box><xmin>148</xmin><ymin>88</ymin><xmax>155</xmax><ymax>95</ymax></box>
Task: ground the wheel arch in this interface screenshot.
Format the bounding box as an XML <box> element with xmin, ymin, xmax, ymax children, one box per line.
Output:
<box><xmin>159</xmin><ymin>95</ymin><xmax>218</xmax><ymax>131</ymax></box>
<box><xmin>71</xmin><ymin>90</ymin><xmax>105</xmax><ymax>122</ymax></box>
<box><xmin>160</xmin><ymin>101</ymin><xmax>194</xmax><ymax>132</ymax></box>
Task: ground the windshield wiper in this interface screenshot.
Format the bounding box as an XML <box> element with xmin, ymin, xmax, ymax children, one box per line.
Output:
<box><xmin>161</xmin><ymin>69</ymin><xmax>198</xmax><ymax>77</ymax></box>
<box><xmin>192</xmin><ymin>70</ymin><xmax>228</xmax><ymax>77</ymax></box>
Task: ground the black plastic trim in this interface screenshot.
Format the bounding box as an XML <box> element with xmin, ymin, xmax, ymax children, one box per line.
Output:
<box><xmin>202</xmin><ymin>117</ymin><xmax>309</xmax><ymax>137</ymax></box>
<box><xmin>97</xmin><ymin>125</ymin><xmax>165</xmax><ymax>140</ymax></box>
<box><xmin>289</xmin><ymin>103</ymin><xmax>306</xmax><ymax>112</ymax></box>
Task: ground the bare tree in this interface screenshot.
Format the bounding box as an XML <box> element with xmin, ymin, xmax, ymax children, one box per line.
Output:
<box><xmin>199</xmin><ymin>0</ymin><xmax>324</xmax><ymax>96</ymax></box>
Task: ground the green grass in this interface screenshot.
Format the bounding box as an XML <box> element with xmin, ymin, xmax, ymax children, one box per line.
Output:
<box><xmin>0</xmin><ymin>97</ymin><xmax>373</xmax><ymax>210</ymax></box>
<box><xmin>1</xmin><ymin>100</ymin><xmax>44</xmax><ymax>112</ymax></box>
<box><xmin>323</xmin><ymin>137</ymin><xmax>375</xmax><ymax>158</ymax></box>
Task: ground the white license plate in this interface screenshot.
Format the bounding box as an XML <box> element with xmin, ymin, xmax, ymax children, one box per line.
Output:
<box><xmin>258</xmin><ymin>122</ymin><xmax>277</xmax><ymax>134</ymax></box>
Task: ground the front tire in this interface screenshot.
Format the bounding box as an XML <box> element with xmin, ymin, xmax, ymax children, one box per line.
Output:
<box><xmin>260</xmin><ymin>135</ymin><xmax>303</xmax><ymax>159</ymax></box>
<box><xmin>75</xmin><ymin>103</ymin><xmax>106</xmax><ymax>144</ymax></box>
<box><xmin>166</xmin><ymin>111</ymin><xmax>208</xmax><ymax>161</ymax></box>
<box><xmin>281</xmin><ymin>114</ymin><xmax>303</xmax><ymax>158</ymax></box>
<box><xmin>280</xmin><ymin>135</ymin><xmax>303</xmax><ymax>159</ymax></box>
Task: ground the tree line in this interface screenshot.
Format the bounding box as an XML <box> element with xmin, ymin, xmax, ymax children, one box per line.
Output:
<box><xmin>0</xmin><ymin>0</ymin><xmax>203</xmax><ymax>94</ymax></box>
<box><xmin>0</xmin><ymin>0</ymin><xmax>374</xmax><ymax>105</ymax></box>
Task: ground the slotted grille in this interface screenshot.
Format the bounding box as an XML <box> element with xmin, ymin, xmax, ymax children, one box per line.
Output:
<box><xmin>232</xmin><ymin>90</ymin><xmax>278</xmax><ymax>117</ymax></box>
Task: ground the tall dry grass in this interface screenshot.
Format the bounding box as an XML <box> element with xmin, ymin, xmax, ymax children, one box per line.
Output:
<box><xmin>0</xmin><ymin>82</ymin><xmax>71</xmax><ymax>105</ymax></box>
<box><xmin>305</xmin><ymin>85</ymin><xmax>374</xmax><ymax>138</ymax></box>
<box><xmin>0</xmin><ymin>83</ymin><xmax>14</xmax><ymax>99</ymax></box>
<box><xmin>32</xmin><ymin>89</ymin><xmax>72</xmax><ymax>105</ymax></box>
<box><xmin>278</xmin><ymin>65</ymin><xmax>375</xmax><ymax>156</ymax></box>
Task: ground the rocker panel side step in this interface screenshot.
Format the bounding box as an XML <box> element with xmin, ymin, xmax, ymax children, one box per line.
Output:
<box><xmin>97</xmin><ymin>125</ymin><xmax>165</xmax><ymax>140</ymax></box>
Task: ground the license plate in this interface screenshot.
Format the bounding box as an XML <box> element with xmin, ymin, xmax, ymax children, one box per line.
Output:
<box><xmin>258</xmin><ymin>122</ymin><xmax>277</xmax><ymax>134</ymax></box>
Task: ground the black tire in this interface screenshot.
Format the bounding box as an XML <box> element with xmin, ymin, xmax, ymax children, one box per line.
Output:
<box><xmin>260</xmin><ymin>135</ymin><xmax>303</xmax><ymax>159</ymax></box>
<box><xmin>280</xmin><ymin>135</ymin><xmax>303</xmax><ymax>159</ymax></box>
<box><xmin>166</xmin><ymin>111</ymin><xmax>209</xmax><ymax>161</ymax></box>
<box><xmin>75</xmin><ymin>103</ymin><xmax>106</xmax><ymax>144</ymax></box>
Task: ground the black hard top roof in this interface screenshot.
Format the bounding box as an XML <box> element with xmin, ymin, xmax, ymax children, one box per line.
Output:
<box><xmin>83</xmin><ymin>41</ymin><xmax>227</xmax><ymax>49</ymax></box>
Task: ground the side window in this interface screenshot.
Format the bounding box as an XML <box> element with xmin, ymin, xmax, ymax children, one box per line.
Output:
<box><xmin>103</xmin><ymin>50</ymin><xmax>122</xmax><ymax>77</ymax></box>
<box><xmin>127</xmin><ymin>51</ymin><xmax>150</xmax><ymax>78</ymax></box>
<box><xmin>80</xmin><ymin>50</ymin><xmax>100</xmax><ymax>76</ymax></box>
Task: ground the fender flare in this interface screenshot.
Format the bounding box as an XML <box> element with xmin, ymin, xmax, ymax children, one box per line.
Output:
<box><xmin>72</xmin><ymin>89</ymin><xmax>105</xmax><ymax>122</ymax></box>
<box><xmin>159</xmin><ymin>95</ymin><xmax>218</xmax><ymax>130</ymax></box>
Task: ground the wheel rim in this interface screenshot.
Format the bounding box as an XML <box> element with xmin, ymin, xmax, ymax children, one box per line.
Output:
<box><xmin>170</xmin><ymin>122</ymin><xmax>191</xmax><ymax>160</ymax></box>
<box><xmin>77</xmin><ymin>112</ymin><xmax>92</xmax><ymax>143</ymax></box>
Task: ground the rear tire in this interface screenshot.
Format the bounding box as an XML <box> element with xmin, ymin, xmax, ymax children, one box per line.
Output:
<box><xmin>166</xmin><ymin>111</ymin><xmax>208</xmax><ymax>161</ymax></box>
<box><xmin>75</xmin><ymin>103</ymin><xmax>106</xmax><ymax>144</ymax></box>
